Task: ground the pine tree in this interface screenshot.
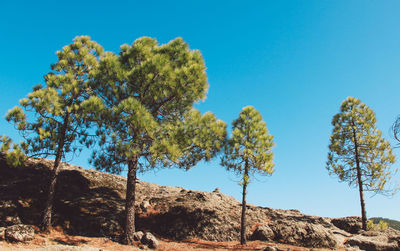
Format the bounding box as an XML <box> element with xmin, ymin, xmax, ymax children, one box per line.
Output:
<box><xmin>91</xmin><ymin>37</ymin><xmax>227</xmax><ymax>244</ymax></box>
<box><xmin>327</xmin><ymin>97</ymin><xmax>396</xmax><ymax>230</ymax></box>
<box><xmin>221</xmin><ymin>106</ymin><xmax>274</xmax><ymax>245</ymax></box>
<box><xmin>1</xmin><ymin>36</ymin><xmax>104</xmax><ymax>231</ymax></box>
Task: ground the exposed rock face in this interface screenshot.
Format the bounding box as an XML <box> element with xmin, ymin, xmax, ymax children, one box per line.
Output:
<box><xmin>345</xmin><ymin>234</ymin><xmax>398</xmax><ymax>251</ymax></box>
<box><xmin>251</xmin><ymin>221</ymin><xmax>338</xmax><ymax>248</ymax></box>
<box><xmin>1</xmin><ymin>155</ymin><xmax>399</xmax><ymax>250</ymax></box>
<box><xmin>343</xmin><ymin>229</ymin><xmax>400</xmax><ymax>251</ymax></box>
<box><xmin>267</xmin><ymin>219</ymin><xmax>338</xmax><ymax>248</ymax></box>
<box><xmin>331</xmin><ymin>216</ymin><xmax>363</xmax><ymax>234</ymax></box>
<box><xmin>4</xmin><ymin>224</ymin><xmax>35</xmax><ymax>242</ymax></box>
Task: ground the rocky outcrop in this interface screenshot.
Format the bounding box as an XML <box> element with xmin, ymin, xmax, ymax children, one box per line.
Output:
<box><xmin>344</xmin><ymin>229</ymin><xmax>400</xmax><ymax>251</ymax></box>
<box><xmin>1</xmin><ymin>155</ymin><xmax>399</xmax><ymax>250</ymax></box>
<box><xmin>268</xmin><ymin>219</ymin><xmax>338</xmax><ymax>248</ymax></box>
<box><xmin>4</xmin><ymin>224</ymin><xmax>35</xmax><ymax>242</ymax></box>
<box><xmin>331</xmin><ymin>216</ymin><xmax>362</xmax><ymax>234</ymax></box>
<box><xmin>250</xmin><ymin>219</ymin><xmax>339</xmax><ymax>248</ymax></box>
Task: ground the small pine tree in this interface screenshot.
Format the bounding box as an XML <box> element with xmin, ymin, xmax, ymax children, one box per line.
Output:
<box><xmin>1</xmin><ymin>36</ymin><xmax>104</xmax><ymax>231</ymax></box>
<box><xmin>327</xmin><ymin>97</ymin><xmax>396</xmax><ymax>231</ymax></box>
<box><xmin>221</xmin><ymin>106</ymin><xmax>274</xmax><ymax>245</ymax></box>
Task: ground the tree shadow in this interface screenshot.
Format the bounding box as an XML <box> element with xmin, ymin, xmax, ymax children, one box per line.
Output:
<box><xmin>0</xmin><ymin>157</ymin><xmax>125</xmax><ymax>239</ymax></box>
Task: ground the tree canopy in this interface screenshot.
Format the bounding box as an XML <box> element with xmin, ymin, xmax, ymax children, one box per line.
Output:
<box><xmin>3</xmin><ymin>36</ymin><xmax>104</xmax><ymax>163</ymax></box>
<box><xmin>221</xmin><ymin>106</ymin><xmax>274</xmax><ymax>178</ymax></box>
<box><xmin>90</xmin><ymin>37</ymin><xmax>226</xmax><ymax>244</ymax></box>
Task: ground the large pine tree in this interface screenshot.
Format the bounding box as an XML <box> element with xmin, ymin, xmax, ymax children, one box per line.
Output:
<box><xmin>91</xmin><ymin>37</ymin><xmax>226</xmax><ymax>244</ymax></box>
<box><xmin>221</xmin><ymin>106</ymin><xmax>274</xmax><ymax>245</ymax></box>
<box><xmin>2</xmin><ymin>36</ymin><xmax>104</xmax><ymax>231</ymax></box>
<box><xmin>327</xmin><ymin>97</ymin><xmax>396</xmax><ymax>230</ymax></box>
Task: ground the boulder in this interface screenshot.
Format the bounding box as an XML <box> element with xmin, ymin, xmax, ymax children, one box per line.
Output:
<box><xmin>213</xmin><ymin>188</ymin><xmax>221</xmax><ymax>193</ymax></box>
<box><xmin>141</xmin><ymin>232</ymin><xmax>159</xmax><ymax>249</ymax></box>
<box><xmin>133</xmin><ymin>231</ymin><xmax>144</xmax><ymax>241</ymax></box>
<box><xmin>5</xmin><ymin>224</ymin><xmax>35</xmax><ymax>242</ymax></box>
<box><xmin>140</xmin><ymin>201</ymin><xmax>150</xmax><ymax>209</ymax></box>
<box><xmin>252</xmin><ymin>225</ymin><xmax>275</xmax><ymax>241</ymax></box>
<box><xmin>268</xmin><ymin>219</ymin><xmax>339</xmax><ymax>248</ymax></box>
<box><xmin>331</xmin><ymin>217</ymin><xmax>362</xmax><ymax>234</ymax></box>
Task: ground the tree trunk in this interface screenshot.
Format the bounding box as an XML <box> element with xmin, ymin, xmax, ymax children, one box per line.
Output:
<box><xmin>41</xmin><ymin>113</ymin><xmax>69</xmax><ymax>232</ymax></box>
<box><xmin>356</xmin><ymin>165</ymin><xmax>367</xmax><ymax>230</ymax></box>
<box><xmin>123</xmin><ymin>157</ymin><xmax>138</xmax><ymax>245</ymax></box>
<box><xmin>41</xmin><ymin>153</ymin><xmax>62</xmax><ymax>232</ymax></box>
<box><xmin>351</xmin><ymin>122</ymin><xmax>367</xmax><ymax>230</ymax></box>
<box><xmin>240</xmin><ymin>161</ymin><xmax>249</xmax><ymax>245</ymax></box>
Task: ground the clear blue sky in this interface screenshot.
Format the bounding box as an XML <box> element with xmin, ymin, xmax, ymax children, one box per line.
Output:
<box><xmin>1</xmin><ymin>1</ymin><xmax>399</xmax><ymax>221</ymax></box>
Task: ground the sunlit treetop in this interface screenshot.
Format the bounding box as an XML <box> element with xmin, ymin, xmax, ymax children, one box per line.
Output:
<box><xmin>222</xmin><ymin>106</ymin><xmax>275</xmax><ymax>183</ymax></box>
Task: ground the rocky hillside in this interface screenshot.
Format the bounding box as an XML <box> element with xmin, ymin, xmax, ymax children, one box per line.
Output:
<box><xmin>1</xmin><ymin>155</ymin><xmax>399</xmax><ymax>250</ymax></box>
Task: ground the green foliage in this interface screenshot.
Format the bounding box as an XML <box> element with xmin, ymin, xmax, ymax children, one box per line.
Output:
<box><xmin>367</xmin><ymin>219</ymin><xmax>376</xmax><ymax>231</ymax></box>
<box><xmin>327</xmin><ymin>97</ymin><xmax>396</xmax><ymax>194</ymax></box>
<box><xmin>91</xmin><ymin>37</ymin><xmax>226</xmax><ymax>173</ymax></box>
<box><xmin>378</xmin><ymin>220</ymin><xmax>389</xmax><ymax>230</ymax></box>
<box><xmin>367</xmin><ymin>219</ymin><xmax>389</xmax><ymax>231</ymax></box>
<box><xmin>0</xmin><ymin>135</ymin><xmax>27</xmax><ymax>167</ymax></box>
<box><xmin>370</xmin><ymin>217</ymin><xmax>400</xmax><ymax>231</ymax></box>
<box><xmin>221</xmin><ymin>106</ymin><xmax>275</xmax><ymax>184</ymax></box>
<box><xmin>150</xmin><ymin>109</ymin><xmax>227</xmax><ymax>170</ymax></box>
<box><xmin>3</xmin><ymin>36</ymin><xmax>104</xmax><ymax>164</ymax></box>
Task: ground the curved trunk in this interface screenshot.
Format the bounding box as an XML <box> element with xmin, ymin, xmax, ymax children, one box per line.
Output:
<box><xmin>123</xmin><ymin>157</ymin><xmax>138</xmax><ymax>245</ymax></box>
<box><xmin>240</xmin><ymin>161</ymin><xmax>249</xmax><ymax>245</ymax></box>
<box><xmin>41</xmin><ymin>113</ymin><xmax>69</xmax><ymax>232</ymax></box>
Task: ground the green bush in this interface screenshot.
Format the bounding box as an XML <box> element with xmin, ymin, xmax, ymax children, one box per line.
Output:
<box><xmin>367</xmin><ymin>220</ymin><xmax>376</xmax><ymax>231</ymax></box>
<box><xmin>378</xmin><ymin>220</ymin><xmax>388</xmax><ymax>230</ymax></box>
<box><xmin>367</xmin><ymin>219</ymin><xmax>389</xmax><ymax>231</ymax></box>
